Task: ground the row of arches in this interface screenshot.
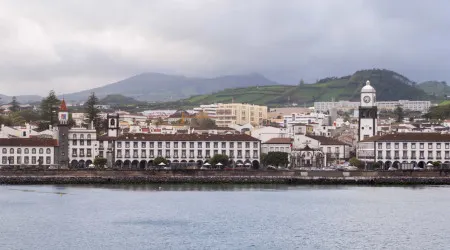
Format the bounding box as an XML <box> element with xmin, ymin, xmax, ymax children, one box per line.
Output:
<box><xmin>113</xmin><ymin>159</ymin><xmax>260</xmax><ymax>169</ymax></box>
<box><xmin>71</xmin><ymin>160</ymin><xmax>93</xmax><ymax>168</ymax></box>
<box><xmin>376</xmin><ymin>161</ymin><xmax>450</xmax><ymax>170</ymax></box>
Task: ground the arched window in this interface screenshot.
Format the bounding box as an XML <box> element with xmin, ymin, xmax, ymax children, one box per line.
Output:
<box><xmin>25</xmin><ymin>148</ymin><xmax>29</xmax><ymax>154</ymax></box>
<box><xmin>110</xmin><ymin>119</ymin><xmax>115</xmax><ymax>126</ymax></box>
<box><xmin>17</xmin><ymin>148</ymin><xmax>22</xmax><ymax>154</ymax></box>
<box><xmin>32</xmin><ymin>148</ymin><xmax>36</xmax><ymax>154</ymax></box>
<box><xmin>73</xmin><ymin>134</ymin><xmax>77</xmax><ymax>139</ymax></box>
<box><xmin>10</xmin><ymin>148</ymin><xmax>14</xmax><ymax>154</ymax></box>
<box><xmin>2</xmin><ymin>148</ymin><xmax>6</xmax><ymax>154</ymax></box>
<box><xmin>39</xmin><ymin>148</ymin><xmax>44</xmax><ymax>154</ymax></box>
<box><xmin>87</xmin><ymin>134</ymin><xmax>91</xmax><ymax>139</ymax></box>
<box><xmin>46</xmin><ymin>148</ymin><xmax>51</xmax><ymax>154</ymax></box>
<box><xmin>80</xmin><ymin>134</ymin><xmax>84</xmax><ymax>139</ymax></box>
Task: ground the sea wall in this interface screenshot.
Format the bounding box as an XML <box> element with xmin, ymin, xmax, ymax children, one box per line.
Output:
<box><xmin>2</xmin><ymin>170</ymin><xmax>450</xmax><ymax>185</ymax></box>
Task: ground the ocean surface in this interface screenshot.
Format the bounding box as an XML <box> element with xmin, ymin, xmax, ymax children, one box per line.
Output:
<box><xmin>0</xmin><ymin>184</ymin><xmax>449</xmax><ymax>250</ymax></box>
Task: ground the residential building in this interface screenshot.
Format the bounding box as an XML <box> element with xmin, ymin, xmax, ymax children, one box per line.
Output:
<box><xmin>261</xmin><ymin>138</ymin><xmax>292</xmax><ymax>154</ymax></box>
<box><xmin>315</xmin><ymin>100</ymin><xmax>431</xmax><ymax>113</ymax></box>
<box><xmin>215</xmin><ymin>103</ymin><xmax>267</xmax><ymax>127</ymax></box>
<box><xmin>68</xmin><ymin>127</ymin><xmax>99</xmax><ymax>168</ymax></box>
<box><xmin>0</xmin><ymin>138</ymin><xmax>58</xmax><ymax>166</ymax></box>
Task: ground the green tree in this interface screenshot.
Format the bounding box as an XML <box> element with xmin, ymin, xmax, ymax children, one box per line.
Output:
<box><xmin>94</xmin><ymin>156</ymin><xmax>107</xmax><ymax>169</ymax></box>
<box><xmin>8</xmin><ymin>112</ymin><xmax>25</xmax><ymax>126</ymax></box>
<box><xmin>349</xmin><ymin>157</ymin><xmax>365</xmax><ymax>169</ymax></box>
<box><xmin>10</xmin><ymin>96</ymin><xmax>20</xmax><ymax>112</ymax></box>
<box><xmin>85</xmin><ymin>92</ymin><xmax>100</xmax><ymax>129</ymax></box>
<box><xmin>432</xmin><ymin>161</ymin><xmax>441</xmax><ymax>167</ymax></box>
<box><xmin>40</xmin><ymin>90</ymin><xmax>60</xmax><ymax>125</ymax></box>
<box><xmin>190</xmin><ymin>117</ymin><xmax>216</xmax><ymax>129</ymax></box>
<box><xmin>265</xmin><ymin>152</ymin><xmax>289</xmax><ymax>167</ymax></box>
<box><xmin>210</xmin><ymin>154</ymin><xmax>229</xmax><ymax>167</ymax></box>
<box><xmin>260</xmin><ymin>153</ymin><xmax>268</xmax><ymax>167</ymax></box>
<box><xmin>394</xmin><ymin>105</ymin><xmax>404</xmax><ymax>123</ymax></box>
<box><xmin>18</xmin><ymin>109</ymin><xmax>41</xmax><ymax>122</ymax></box>
<box><xmin>154</xmin><ymin>157</ymin><xmax>168</xmax><ymax>166</ymax></box>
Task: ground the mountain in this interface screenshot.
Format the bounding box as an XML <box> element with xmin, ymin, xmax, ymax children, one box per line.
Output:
<box><xmin>416</xmin><ymin>81</ymin><xmax>450</xmax><ymax>97</ymax></box>
<box><xmin>99</xmin><ymin>94</ymin><xmax>142</xmax><ymax>105</ymax></box>
<box><xmin>62</xmin><ymin>73</ymin><xmax>279</xmax><ymax>102</ymax></box>
<box><xmin>0</xmin><ymin>94</ymin><xmax>43</xmax><ymax>104</ymax></box>
<box><xmin>178</xmin><ymin>69</ymin><xmax>431</xmax><ymax>107</ymax></box>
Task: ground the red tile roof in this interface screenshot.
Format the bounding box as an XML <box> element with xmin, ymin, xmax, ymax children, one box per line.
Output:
<box><xmin>100</xmin><ymin>133</ymin><xmax>259</xmax><ymax>142</ymax></box>
<box><xmin>361</xmin><ymin>133</ymin><xmax>450</xmax><ymax>142</ymax></box>
<box><xmin>306</xmin><ymin>135</ymin><xmax>348</xmax><ymax>145</ymax></box>
<box><xmin>0</xmin><ymin>138</ymin><xmax>58</xmax><ymax>147</ymax></box>
<box><xmin>263</xmin><ymin>138</ymin><xmax>292</xmax><ymax>144</ymax></box>
<box><xmin>59</xmin><ymin>99</ymin><xmax>68</xmax><ymax>111</ymax></box>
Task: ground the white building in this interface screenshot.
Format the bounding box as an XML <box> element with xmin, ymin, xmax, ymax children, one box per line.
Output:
<box><xmin>359</xmin><ymin>80</ymin><xmax>378</xmax><ymax>141</ymax></box>
<box><xmin>99</xmin><ymin>131</ymin><xmax>261</xmax><ymax>169</ymax></box>
<box><xmin>0</xmin><ymin>138</ymin><xmax>57</xmax><ymax>166</ymax></box>
<box><xmin>261</xmin><ymin>138</ymin><xmax>292</xmax><ymax>154</ymax></box>
<box><xmin>251</xmin><ymin>126</ymin><xmax>288</xmax><ymax>143</ymax></box>
<box><xmin>68</xmin><ymin>127</ymin><xmax>99</xmax><ymax>168</ymax></box>
<box><xmin>359</xmin><ymin>133</ymin><xmax>450</xmax><ymax>169</ymax></box>
<box><xmin>315</xmin><ymin>100</ymin><xmax>431</xmax><ymax>113</ymax></box>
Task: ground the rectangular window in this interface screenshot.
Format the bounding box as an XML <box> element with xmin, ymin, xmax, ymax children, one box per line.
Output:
<box><xmin>386</xmin><ymin>143</ymin><xmax>391</xmax><ymax>149</ymax></box>
<box><xmin>411</xmin><ymin>151</ymin><xmax>416</xmax><ymax>159</ymax></box>
<box><xmin>158</xmin><ymin>142</ymin><xmax>162</xmax><ymax>148</ymax></box>
<box><xmin>230</xmin><ymin>142</ymin><xmax>234</xmax><ymax>148</ymax></box>
<box><xmin>437</xmin><ymin>151</ymin><xmax>441</xmax><ymax>159</ymax></box>
<box><xmin>394</xmin><ymin>151</ymin><xmax>399</xmax><ymax>159</ymax></box>
<box><xmin>80</xmin><ymin>149</ymin><xmax>85</xmax><ymax>157</ymax></box>
<box><xmin>117</xmin><ymin>142</ymin><xmax>122</xmax><ymax>148</ymax></box>
<box><xmin>166</xmin><ymin>142</ymin><xmax>170</xmax><ymax>148</ymax></box>
<box><xmin>253</xmin><ymin>142</ymin><xmax>258</xmax><ymax>148</ymax></box>
<box><xmin>72</xmin><ymin>140</ymin><xmax>77</xmax><ymax>146</ymax></box>
<box><xmin>189</xmin><ymin>150</ymin><xmax>194</xmax><ymax>158</ymax></box>
<box><xmin>150</xmin><ymin>142</ymin><xmax>154</xmax><ymax>148</ymax></box>
<box><xmin>428</xmin><ymin>151</ymin><xmax>433</xmax><ymax>158</ymax></box>
<box><xmin>24</xmin><ymin>156</ymin><xmax>29</xmax><ymax>164</ymax></box>
<box><xmin>141</xmin><ymin>142</ymin><xmax>146</xmax><ymax>148</ymax></box>
<box><xmin>221</xmin><ymin>142</ymin><xmax>226</xmax><ymax>148</ymax></box>
<box><xmin>72</xmin><ymin>149</ymin><xmax>77</xmax><ymax>157</ymax></box>
<box><xmin>229</xmin><ymin>150</ymin><xmax>234</xmax><ymax>158</ymax></box>
<box><xmin>335</xmin><ymin>147</ymin><xmax>340</xmax><ymax>153</ymax></box>
<box><xmin>87</xmin><ymin>149</ymin><xmax>92</xmax><ymax>157</ymax></box>
<box><xmin>174</xmin><ymin>142</ymin><xmax>179</xmax><ymax>148</ymax></box>
<box><xmin>17</xmin><ymin>157</ymin><xmax>21</xmax><ymax>165</ymax></box>
<box><xmin>125</xmin><ymin>142</ymin><xmax>130</xmax><ymax>148</ymax></box>
<box><xmin>80</xmin><ymin>140</ymin><xmax>84</xmax><ymax>146</ymax></box>
<box><xmin>221</xmin><ymin>150</ymin><xmax>226</xmax><ymax>155</ymax></box>
<box><xmin>446</xmin><ymin>143</ymin><xmax>449</xmax><ymax>149</ymax></box>
<box><xmin>206</xmin><ymin>142</ymin><xmax>210</xmax><ymax>148</ymax></box>
<box><xmin>173</xmin><ymin>150</ymin><xmax>178</xmax><ymax>158</ymax></box>
<box><xmin>237</xmin><ymin>150</ymin><xmax>242</xmax><ymax>158</ymax></box>
<box><xmin>189</xmin><ymin>142</ymin><xmax>194</xmax><ymax>148</ymax></box>
<box><xmin>117</xmin><ymin>150</ymin><xmax>122</xmax><ymax>158</ymax></box>
<box><xmin>378</xmin><ymin>143</ymin><xmax>382</xmax><ymax>149</ymax></box>
<box><xmin>377</xmin><ymin>151</ymin><xmax>383</xmax><ymax>159</ymax></box>
<box><xmin>197</xmin><ymin>150</ymin><xmax>202</xmax><ymax>158</ymax></box>
<box><xmin>214</xmin><ymin>142</ymin><xmax>218</xmax><ymax>148</ymax></box>
<box><xmin>419</xmin><ymin>151</ymin><xmax>424</xmax><ymax>159</ymax></box>
<box><xmin>125</xmin><ymin>149</ymin><xmax>130</xmax><ymax>158</ymax></box>
<box><xmin>133</xmin><ymin>142</ymin><xmax>138</xmax><ymax>148</ymax></box>
<box><xmin>253</xmin><ymin>150</ymin><xmax>258</xmax><ymax>158</ymax></box>
<box><xmin>181</xmin><ymin>150</ymin><xmax>186</xmax><ymax>158</ymax></box>
<box><xmin>403</xmin><ymin>143</ymin><xmax>407</xmax><ymax>150</ymax></box>
<box><xmin>133</xmin><ymin>149</ymin><xmax>138</xmax><ymax>158</ymax></box>
<box><xmin>420</xmin><ymin>143</ymin><xmax>424</xmax><ymax>149</ymax></box>
<box><xmin>32</xmin><ymin>156</ymin><xmax>36</xmax><ymax>164</ymax></box>
<box><xmin>327</xmin><ymin>147</ymin><xmax>331</xmax><ymax>153</ymax></box>
<box><xmin>428</xmin><ymin>143</ymin><xmax>433</xmax><ymax>149</ymax></box>
<box><xmin>165</xmin><ymin>150</ymin><xmax>171</xmax><ymax>158</ymax></box>
<box><xmin>2</xmin><ymin>156</ymin><xmax>6</xmax><ymax>164</ymax></box>
<box><xmin>149</xmin><ymin>150</ymin><xmax>154</xmax><ymax>158</ymax></box>
<box><xmin>46</xmin><ymin>157</ymin><xmax>51</xmax><ymax>164</ymax></box>
<box><xmin>157</xmin><ymin>150</ymin><xmax>162</xmax><ymax>157</ymax></box>
<box><xmin>411</xmin><ymin>143</ymin><xmax>416</xmax><ymax>149</ymax></box>
<box><xmin>197</xmin><ymin>142</ymin><xmax>202</xmax><ymax>148</ymax></box>
<box><xmin>386</xmin><ymin>151</ymin><xmax>391</xmax><ymax>159</ymax></box>
<box><xmin>182</xmin><ymin>142</ymin><xmax>186</xmax><ymax>148</ymax></box>
<box><xmin>99</xmin><ymin>151</ymin><xmax>104</xmax><ymax>158</ymax></box>
<box><xmin>402</xmin><ymin>150</ymin><xmax>408</xmax><ymax>159</ymax></box>
<box><xmin>214</xmin><ymin>150</ymin><xmax>218</xmax><ymax>155</ymax></box>
<box><xmin>237</xmin><ymin>142</ymin><xmax>242</xmax><ymax>148</ymax></box>
<box><xmin>245</xmin><ymin>142</ymin><xmax>250</xmax><ymax>148</ymax></box>
<box><xmin>437</xmin><ymin>143</ymin><xmax>441</xmax><ymax>149</ymax></box>
<box><xmin>446</xmin><ymin>151</ymin><xmax>449</xmax><ymax>159</ymax></box>
<box><xmin>206</xmin><ymin>150</ymin><xmax>210</xmax><ymax>158</ymax></box>
<box><xmin>394</xmin><ymin>143</ymin><xmax>399</xmax><ymax>149</ymax></box>
<box><xmin>87</xmin><ymin>140</ymin><xmax>91</xmax><ymax>146</ymax></box>
<box><xmin>141</xmin><ymin>150</ymin><xmax>146</xmax><ymax>158</ymax></box>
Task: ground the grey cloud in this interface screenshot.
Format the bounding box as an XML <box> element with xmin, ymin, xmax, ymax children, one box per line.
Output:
<box><xmin>0</xmin><ymin>0</ymin><xmax>449</xmax><ymax>95</ymax></box>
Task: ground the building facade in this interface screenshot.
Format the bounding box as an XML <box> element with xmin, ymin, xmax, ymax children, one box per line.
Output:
<box><xmin>215</xmin><ymin>103</ymin><xmax>268</xmax><ymax>127</ymax></box>
<box><xmin>0</xmin><ymin>138</ymin><xmax>58</xmax><ymax>166</ymax></box>
<box><xmin>100</xmin><ymin>133</ymin><xmax>261</xmax><ymax>169</ymax></box>
<box><xmin>314</xmin><ymin>100</ymin><xmax>431</xmax><ymax>113</ymax></box>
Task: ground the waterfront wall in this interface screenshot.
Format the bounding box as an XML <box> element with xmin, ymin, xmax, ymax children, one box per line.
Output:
<box><xmin>2</xmin><ymin>170</ymin><xmax>450</xmax><ymax>185</ymax></box>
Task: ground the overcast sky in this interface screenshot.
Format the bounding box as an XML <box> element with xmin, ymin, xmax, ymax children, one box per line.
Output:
<box><xmin>0</xmin><ymin>0</ymin><xmax>449</xmax><ymax>96</ymax></box>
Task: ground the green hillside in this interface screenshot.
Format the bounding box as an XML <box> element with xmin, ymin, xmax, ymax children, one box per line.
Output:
<box><xmin>178</xmin><ymin>69</ymin><xmax>431</xmax><ymax>107</ymax></box>
<box><xmin>417</xmin><ymin>81</ymin><xmax>450</xmax><ymax>97</ymax></box>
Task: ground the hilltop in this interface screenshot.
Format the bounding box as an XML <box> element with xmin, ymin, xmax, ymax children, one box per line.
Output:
<box><xmin>61</xmin><ymin>72</ymin><xmax>278</xmax><ymax>102</ymax></box>
<box><xmin>416</xmin><ymin>81</ymin><xmax>450</xmax><ymax>97</ymax></box>
<box><xmin>178</xmin><ymin>69</ymin><xmax>431</xmax><ymax>107</ymax></box>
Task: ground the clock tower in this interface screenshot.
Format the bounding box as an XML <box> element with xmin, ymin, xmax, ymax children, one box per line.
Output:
<box><xmin>358</xmin><ymin>80</ymin><xmax>377</xmax><ymax>141</ymax></box>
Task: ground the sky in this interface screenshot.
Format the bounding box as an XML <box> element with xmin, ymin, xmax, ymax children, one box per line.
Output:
<box><xmin>0</xmin><ymin>0</ymin><xmax>449</xmax><ymax>96</ymax></box>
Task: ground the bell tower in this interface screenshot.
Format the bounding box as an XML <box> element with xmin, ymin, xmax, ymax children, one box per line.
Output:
<box><xmin>358</xmin><ymin>80</ymin><xmax>377</xmax><ymax>141</ymax></box>
<box><xmin>107</xmin><ymin>114</ymin><xmax>119</xmax><ymax>137</ymax></box>
<box><xmin>57</xmin><ymin>99</ymin><xmax>70</xmax><ymax>167</ymax></box>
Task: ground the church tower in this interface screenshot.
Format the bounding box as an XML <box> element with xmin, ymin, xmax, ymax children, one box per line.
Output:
<box><xmin>358</xmin><ymin>80</ymin><xmax>377</xmax><ymax>141</ymax></box>
<box><xmin>107</xmin><ymin>114</ymin><xmax>119</xmax><ymax>137</ymax></box>
<box><xmin>57</xmin><ymin>99</ymin><xmax>70</xmax><ymax>167</ymax></box>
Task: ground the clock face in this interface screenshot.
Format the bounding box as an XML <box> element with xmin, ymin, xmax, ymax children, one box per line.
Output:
<box><xmin>363</xmin><ymin>96</ymin><xmax>371</xmax><ymax>103</ymax></box>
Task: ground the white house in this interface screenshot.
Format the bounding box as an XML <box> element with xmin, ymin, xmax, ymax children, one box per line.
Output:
<box><xmin>251</xmin><ymin>126</ymin><xmax>288</xmax><ymax>143</ymax></box>
<box><xmin>0</xmin><ymin>138</ymin><xmax>58</xmax><ymax>166</ymax></box>
<box><xmin>68</xmin><ymin>127</ymin><xmax>99</xmax><ymax>168</ymax></box>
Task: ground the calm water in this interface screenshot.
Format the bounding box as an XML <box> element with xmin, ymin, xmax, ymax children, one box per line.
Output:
<box><xmin>0</xmin><ymin>184</ymin><xmax>449</xmax><ymax>250</ymax></box>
